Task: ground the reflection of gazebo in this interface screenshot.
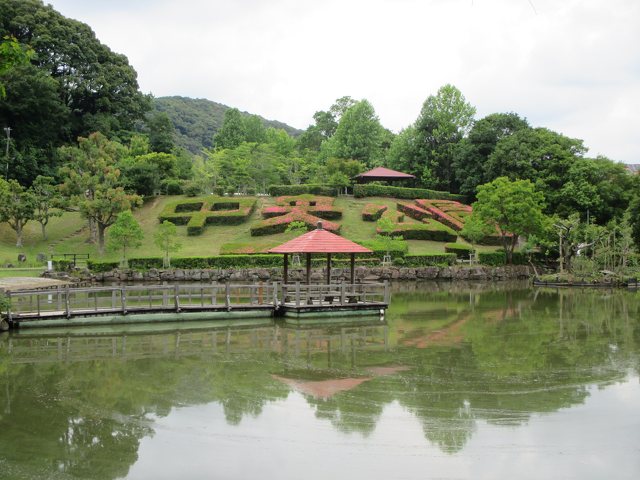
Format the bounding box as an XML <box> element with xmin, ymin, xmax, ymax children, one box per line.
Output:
<box><xmin>354</xmin><ymin>166</ymin><xmax>416</xmax><ymax>184</ymax></box>
<box><xmin>269</xmin><ymin>222</ymin><xmax>372</xmax><ymax>284</ymax></box>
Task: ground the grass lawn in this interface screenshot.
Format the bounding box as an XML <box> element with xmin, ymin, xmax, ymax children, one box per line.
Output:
<box><xmin>0</xmin><ymin>195</ymin><xmax>501</xmax><ymax>265</ymax></box>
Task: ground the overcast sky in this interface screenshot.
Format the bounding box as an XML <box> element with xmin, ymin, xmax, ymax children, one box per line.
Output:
<box><xmin>46</xmin><ymin>0</ymin><xmax>639</xmax><ymax>163</ymax></box>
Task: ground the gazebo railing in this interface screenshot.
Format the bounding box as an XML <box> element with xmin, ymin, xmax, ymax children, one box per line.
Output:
<box><xmin>280</xmin><ymin>282</ymin><xmax>389</xmax><ymax>307</ymax></box>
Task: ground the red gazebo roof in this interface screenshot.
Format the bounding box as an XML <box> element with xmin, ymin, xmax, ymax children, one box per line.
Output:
<box><xmin>355</xmin><ymin>167</ymin><xmax>416</xmax><ymax>180</ymax></box>
<box><xmin>269</xmin><ymin>224</ymin><xmax>372</xmax><ymax>254</ymax></box>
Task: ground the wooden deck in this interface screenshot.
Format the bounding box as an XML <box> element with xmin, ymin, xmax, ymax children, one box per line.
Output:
<box><xmin>1</xmin><ymin>282</ymin><xmax>390</xmax><ymax>329</ymax></box>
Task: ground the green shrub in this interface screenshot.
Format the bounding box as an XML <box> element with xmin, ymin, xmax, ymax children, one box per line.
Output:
<box><xmin>404</xmin><ymin>254</ymin><xmax>457</xmax><ymax>267</ymax></box>
<box><xmin>175</xmin><ymin>202</ymin><xmax>203</xmax><ymax>213</ymax></box>
<box><xmin>362</xmin><ymin>203</ymin><xmax>387</xmax><ymax>221</ymax></box>
<box><xmin>187</xmin><ymin>212</ymin><xmax>207</xmax><ymax>235</ymax></box>
<box><xmin>477</xmin><ymin>251</ymin><xmax>528</xmax><ymax>266</ymax></box>
<box><xmin>268</xmin><ymin>184</ymin><xmax>339</xmax><ymax>196</ymax></box>
<box><xmin>385</xmin><ymin>220</ymin><xmax>457</xmax><ymax>242</ymax></box>
<box><xmin>87</xmin><ymin>260</ymin><xmax>120</xmax><ymax>272</ymax></box>
<box><xmin>357</xmin><ymin>238</ymin><xmax>408</xmax><ymax>258</ymax></box>
<box><xmin>159</xmin><ymin>196</ymin><xmax>256</xmax><ymax>233</ymax></box>
<box><xmin>444</xmin><ymin>242</ymin><xmax>474</xmax><ymax>258</ymax></box>
<box><xmin>52</xmin><ymin>260</ymin><xmax>75</xmax><ymax>272</ymax></box>
<box><xmin>161</xmin><ymin>179</ymin><xmax>183</xmax><ymax>195</ymax></box>
<box><xmin>128</xmin><ymin>257</ymin><xmax>164</xmax><ymax>269</ymax></box>
<box><xmin>353</xmin><ymin>184</ymin><xmax>467</xmax><ymax>202</ymax></box>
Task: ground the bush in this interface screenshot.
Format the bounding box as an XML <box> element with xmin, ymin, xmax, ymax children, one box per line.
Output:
<box><xmin>383</xmin><ymin>220</ymin><xmax>457</xmax><ymax>242</ymax></box>
<box><xmin>183</xmin><ymin>182</ymin><xmax>203</xmax><ymax>197</ymax></box>
<box><xmin>268</xmin><ymin>184</ymin><xmax>339</xmax><ymax>196</ymax></box>
<box><xmin>307</xmin><ymin>207</ymin><xmax>343</xmax><ymax>220</ymax></box>
<box><xmin>404</xmin><ymin>254</ymin><xmax>457</xmax><ymax>266</ymax></box>
<box><xmin>362</xmin><ymin>203</ymin><xmax>387</xmax><ymax>221</ymax></box>
<box><xmin>52</xmin><ymin>260</ymin><xmax>75</xmax><ymax>272</ymax></box>
<box><xmin>251</xmin><ymin>210</ymin><xmax>340</xmax><ymax>236</ymax></box>
<box><xmin>161</xmin><ymin>179</ymin><xmax>183</xmax><ymax>195</ymax></box>
<box><xmin>128</xmin><ymin>257</ymin><xmax>164</xmax><ymax>269</ymax></box>
<box><xmin>159</xmin><ymin>196</ymin><xmax>257</xmax><ymax>234</ymax></box>
<box><xmin>87</xmin><ymin>260</ymin><xmax>120</xmax><ymax>272</ymax></box>
<box><xmin>477</xmin><ymin>251</ymin><xmax>529</xmax><ymax>266</ymax></box>
<box><xmin>353</xmin><ymin>184</ymin><xmax>466</xmax><ymax>202</ymax></box>
<box><xmin>357</xmin><ymin>238</ymin><xmax>408</xmax><ymax>258</ymax></box>
<box><xmin>444</xmin><ymin>242</ymin><xmax>474</xmax><ymax>258</ymax></box>
<box><xmin>397</xmin><ymin>202</ymin><xmax>432</xmax><ymax>221</ymax></box>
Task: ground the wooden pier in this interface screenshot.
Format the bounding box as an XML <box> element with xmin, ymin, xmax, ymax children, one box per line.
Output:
<box><xmin>1</xmin><ymin>282</ymin><xmax>390</xmax><ymax>330</ymax></box>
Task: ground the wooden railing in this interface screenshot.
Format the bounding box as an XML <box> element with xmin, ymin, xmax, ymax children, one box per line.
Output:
<box><xmin>4</xmin><ymin>283</ymin><xmax>279</xmax><ymax>321</ymax></box>
<box><xmin>280</xmin><ymin>282</ymin><xmax>389</xmax><ymax>307</ymax></box>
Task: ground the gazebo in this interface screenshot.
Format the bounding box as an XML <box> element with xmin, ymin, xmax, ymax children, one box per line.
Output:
<box><xmin>354</xmin><ymin>166</ymin><xmax>416</xmax><ymax>184</ymax></box>
<box><xmin>268</xmin><ymin>222</ymin><xmax>372</xmax><ymax>285</ymax></box>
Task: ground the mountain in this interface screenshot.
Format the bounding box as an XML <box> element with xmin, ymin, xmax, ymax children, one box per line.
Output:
<box><xmin>153</xmin><ymin>96</ymin><xmax>303</xmax><ymax>153</ymax></box>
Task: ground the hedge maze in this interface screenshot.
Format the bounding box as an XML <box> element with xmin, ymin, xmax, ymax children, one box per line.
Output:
<box><xmin>158</xmin><ymin>197</ymin><xmax>257</xmax><ymax>235</ymax></box>
<box><xmin>251</xmin><ymin>195</ymin><xmax>342</xmax><ymax>236</ymax></box>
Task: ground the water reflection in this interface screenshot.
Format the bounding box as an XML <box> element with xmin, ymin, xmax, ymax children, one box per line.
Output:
<box><xmin>0</xmin><ymin>284</ymin><xmax>639</xmax><ymax>478</ymax></box>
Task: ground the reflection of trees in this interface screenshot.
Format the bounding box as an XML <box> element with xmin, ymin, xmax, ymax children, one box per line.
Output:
<box><xmin>0</xmin><ymin>328</ymin><xmax>289</xmax><ymax>479</ymax></box>
<box><xmin>0</xmin><ymin>286</ymin><xmax>638</xmax><ymax>466</ymax></box>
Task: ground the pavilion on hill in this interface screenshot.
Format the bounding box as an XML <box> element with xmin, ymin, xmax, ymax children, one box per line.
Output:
<box><xmin>268</xmin><ymin>222</ymin><xmax>372</xmax><ymax>284</ymax></box>
<box><xmin>354</xmin><ymin>166</ymin><xmax>416</xmax><ymax>184</ymax></box>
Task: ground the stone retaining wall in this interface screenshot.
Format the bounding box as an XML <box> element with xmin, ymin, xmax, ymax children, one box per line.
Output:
<box><xmin>46</xmin><ymin>265</ymin><xmax>532</xmax><ymax>283</ymax></box>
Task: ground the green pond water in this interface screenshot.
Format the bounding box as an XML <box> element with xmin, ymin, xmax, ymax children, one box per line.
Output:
<box><xmin>0</xmin><ymin>282</ymin><xmax>639</xmax><ymax>479</ymax></box>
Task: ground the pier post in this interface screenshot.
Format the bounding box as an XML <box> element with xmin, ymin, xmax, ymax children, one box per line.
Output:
<box><xmin>174</xmin><ymin>285</ymin><xmax>180</xmax><ymax>312</ymax></box>
<box><xmin>65</xmin><ymin>287</ymin><xmax>71</xmax><ymax>318</ymax></box>
<box><xmin>225</xmin><ymin>283</ymin><xmax>231</xmax><ymax>310</ymax></box>
<box><xmin>383</xmin><ymin>281</ymin><xmax>390</xmax><ymax>305</ymax></box>
<box><xmin>121</xmin><ymin>288</ymin><xmax>127</xmax><ymax>314</ymax></box>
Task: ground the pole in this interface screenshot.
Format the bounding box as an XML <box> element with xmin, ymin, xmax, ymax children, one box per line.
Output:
<box><xmin>3</xmin><ymin>127</ymin><xmax>10</xmax><ymax>179</ymax></box>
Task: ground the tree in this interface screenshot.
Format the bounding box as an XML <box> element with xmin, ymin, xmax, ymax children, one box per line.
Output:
<box><xmin>213</xmin><ymin>108</ymin><xmax>246</xmax><ymax>149</ymax></box>
<box><xmin>0</xmin><ymin>178</ymin><xmax>35</xmax><ymax>247</ymax></box>
<box><xmin>0</xmin><ymin>34</ymin><xmax>34</xmax><ymax>97</ymax></box>
<box><xmin>58</xmin><ymin>133</ymin><xmax>141</xmax><ymax>254</ymax></box>
<box><xmin>412</xmin><ymin>84</ymin><xmax>476</xmax><ymax>191</ymax></box>
<box><xmin>485</xmin><ymin>128</ymin><xmax>586</xmax><ymax>214</ymax></box>
<box><xmin>107</xmin><ymin>210</ymin><xmax>144</xmax><ymax>268</ymax></box>
<box><xmin>628</xmin><ymin>190</ymin><xmax>640</xmax><ymax>251</ymax></box>
<box><xmin>558</xmin><ymin>156</ymin><xmax>634</xmax><ymax>224</ymax></box>
<box><xmin>119</xmin><ymin>152</ymin><xmax>178</xmax><ymax>196</ymax></box>
<box><xmin>147</xmin><ymin>112</ymin><xmax>175</xmax><ymax>153</ymax></box>
<box><xmin>1</xmin><ymin>1</ymin><xmax>150</xmax><ymax>138</ymax></box>
<box><xmin>473</xmin><ymin>177</ymin><xmax>546</xmax><ymax>264</ymax></box>
<box><xmin>453</xmin><ymin>112</ymin><xmax>529</xmax><ymax>197</ymax></box>
<box><xmin>325</xmin><ymin>99</ymin><xmax>385</xmax><ymax>166</ymax></box>
<box><xmin>154</xmin><ymin>220</ymin><xmax>182</xmax><ymax>268</ymax></box>
<box><xmin>31</xmin><ymin>175</ymin><xmax>64</xmax><ymax>240</ymax></box>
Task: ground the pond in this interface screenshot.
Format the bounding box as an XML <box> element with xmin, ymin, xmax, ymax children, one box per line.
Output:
<box><xmin>0</xmin><ymin>282</ymin><xmax>639</xmax><ymax>479</ymax></box>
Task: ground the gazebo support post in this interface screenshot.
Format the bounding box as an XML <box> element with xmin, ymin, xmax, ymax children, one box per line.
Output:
<box><xmin>306</xmin><ymin>253</ymin><xmax>312</xmax><ymax>284</ymax></box>
<box><xmin>283</xmin><ymin>253</ymin><xmax>289</xmax><ymax>285</ymax></box>
<box><xmin>326</xmin><ymin>253</ymin><xmax>332</xmax><ymax>285</ymax></box>
<box><xmin>350</xmin><ymin>253</ymin><xmax>355</xmax><ymax>284</ymax></box>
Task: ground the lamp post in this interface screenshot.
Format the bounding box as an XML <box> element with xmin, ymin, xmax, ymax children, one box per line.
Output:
<box><xmin>3</xmin><ymin>127</ymin><xmax>10</xmax><ymax>179</ymax></box>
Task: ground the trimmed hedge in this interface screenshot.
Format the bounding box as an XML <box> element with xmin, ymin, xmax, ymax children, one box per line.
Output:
<box><xmin>251</xmin><ymin>209</ymin><xmax>340</xmax><ymax>236</ymax></box>
<box><xmin>353</xmin><ymin>184</ymin><xmax>466</xmax><ymax>202</ymax></box>
<box><xmin>362</xmin><ymin>203</ymin><xmax>387</xmax><ymax>221</ymax></box>
<box><xmin>357</xmin><ymin>238</ymin><xmax>409</xmax><ymax>258</ymax></box>
<box><xmin>159</xmin><ymin>196</ymin><xmax>256</xmax><ymax>234</ymax></box>
<box><xmin>403</xmin><ymin>254</ymin><xmax>457</xmax><ymax>267</ymax></box>
<box><xmin>444</xmin><ymin>242</ymin><xmax>474</xmax><ymax>258</ymax></box>
<box><xmin>268</xmin><ymin>184</ymin><xmax>339</xmax><ymax>196</ymax></box>
<box><xmin>383</xmin><ymin>220</ymin><xmax>457</xmax><ymax>242</ymax></box>
<box><xmin>397</xmin><ymin>202</ymin><xmax>432</xmax><ymax>221</ymax></box>
<box><xmin>87</xmin><ymin>260</ymin><xmax>120</xmax><ymax>272</ymax></box>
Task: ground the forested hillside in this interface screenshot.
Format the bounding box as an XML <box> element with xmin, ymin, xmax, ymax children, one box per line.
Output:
<box><xmin>154</xmin><ymin>96</ymin><xmax>302</xmax><ymax>153</ymax></box>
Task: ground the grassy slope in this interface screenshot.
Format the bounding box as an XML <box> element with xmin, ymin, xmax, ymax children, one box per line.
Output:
<box><xmin>0</xmin><ymin>195</ymin><xmax>499</xmax><ymax>267</ymax></box>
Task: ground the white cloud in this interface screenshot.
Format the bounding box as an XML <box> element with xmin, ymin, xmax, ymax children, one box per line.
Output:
<box><xmin>47</xmin><ymin>0</ymin><xmax>640</xmax><ymax>162</ymax></box>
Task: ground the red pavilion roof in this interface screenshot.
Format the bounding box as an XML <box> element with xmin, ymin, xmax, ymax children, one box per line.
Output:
<box><xmin>269</xmin><ymin>224</ymin><xmax>372</xmax><ymax>254</ymax></box>
<box><xmin>355</xmin><ymin>167</ymin><xmax>415</xmax><ymax>179</ymax></box>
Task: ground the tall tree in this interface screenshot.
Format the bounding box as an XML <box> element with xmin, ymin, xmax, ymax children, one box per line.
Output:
<box><xmin>412</xmin><ymin>84</ymin><xmax>476</xmax><ymax>191</ymax></box>
<box><xmin>325</xmin><ymin>99</ymin><xmax>384</xmax><ymax>166</ymax></box>
<box><xmin>213</xmin><ymin>108</ymin><xmax>246</xmax><ymax>149</ymax></box>
<box><xmin>58</xmin><ymin>132</ymin><xmax>141</xmax><ymax>254</ymax></box>
<box><xmin>485</xmin><ymin>127</ymin><xmax>586</xmax><ymax>213</ymax></box>
<box><xmin>453</xmin><ymin>112</ymin><xmax>529</xmax><ymax>197</ymax></box>
<box><xmin>147</xmin><ymin>112</ymin><xmax>175</xmax><ymax>153</ymax></box>
<box><xmin>0</xmin><ymin>34</ymin><xmax>34</xmax><ymax>97</ymax></box>
<box><xmin>0</xmin><ymin>177</ymin><xmax>35</xmax><ymax>247</ymax></box>
<box><xmin>472</xmin><ymin>177</ymin><xmax>546</xmax><ymax>264</ymax></box>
